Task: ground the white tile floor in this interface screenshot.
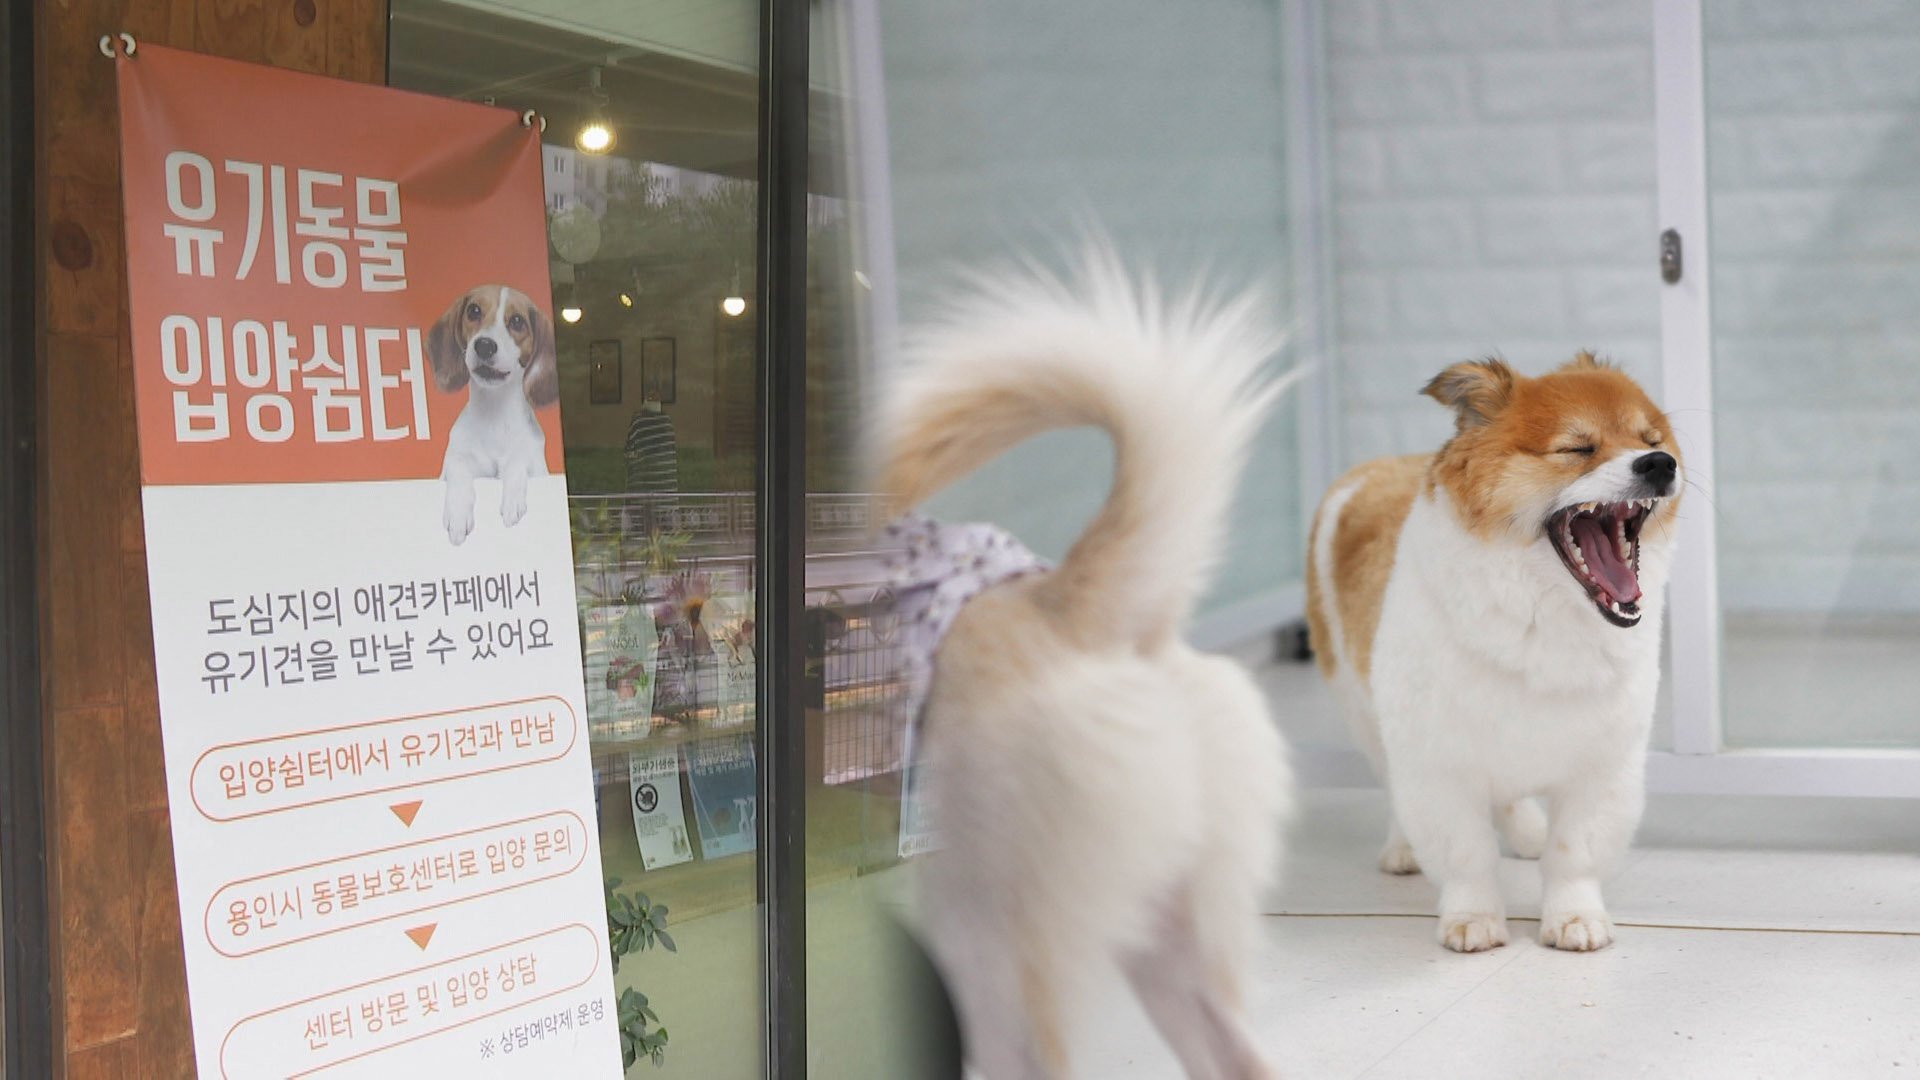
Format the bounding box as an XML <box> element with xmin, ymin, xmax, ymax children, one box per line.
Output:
<box><xmin>1079</xmin><ymin>787</ymin><xmax>1920</xmax><ymax>1079</ymax></box>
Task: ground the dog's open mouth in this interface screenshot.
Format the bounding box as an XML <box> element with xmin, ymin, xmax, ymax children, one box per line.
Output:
<box><xmin>472</xmin><ymin>365</ymin><xmax>509</xmax><ymax>384</ymax></box>
<box><xmin>1547</xmin><ymin>500</ymin><xmax>1658</xmax><ymax>628</ymax></box>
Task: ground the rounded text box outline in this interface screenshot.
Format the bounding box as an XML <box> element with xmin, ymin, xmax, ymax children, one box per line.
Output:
<box><xmin>217</xmin><ymin>922</ymin><xmax>604</xmax><ymax>1078</ymax></box>
<box><xmin>203</xmin><ymin>810</ymin><xmax>590</xmax><ymax>958</ymax></box>
<box><xmin>188</xmin><ymin>695</ymin><xmax>578</xmax><ymax>823</ymax></box>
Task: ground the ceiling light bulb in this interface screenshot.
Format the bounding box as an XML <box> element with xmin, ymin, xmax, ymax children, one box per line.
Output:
<box><xmin>619</xmin><ymin>292</ymin><xmax>634</xmax><ymax>308</ymax></box>
<box><xmin>721</xmin><ymin>296</ymin><xmax>747</xmax><ymax>317</ymax></box>
<box><xmin>576</xmin><ymin>122</ymin><xmax>613</xmax><ymax>154</ymax></box>
<box><xmin>561</xmin><ymin>306</ymin><xmax>584</xmax><ymax>324</ymax></box>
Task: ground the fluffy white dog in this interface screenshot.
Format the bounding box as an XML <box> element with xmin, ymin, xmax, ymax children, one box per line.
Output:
<box><xmin>879</xmin><ymin>251</ymin><xmax>1302</xmax><ymax>1078</ymax></box>
<box><xmin>1307</xmin><ymin>355</ymin><xmax>1681</xmax><ymax>953</ymax></box>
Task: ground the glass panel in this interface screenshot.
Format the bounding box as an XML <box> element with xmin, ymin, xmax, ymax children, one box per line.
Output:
<box><xmin>879</xmin><ymin>0</ymin><xmax>1301</xmax><ymax>622</ymax></box>
<box><xmin>1704</xmin><ymin>2</ymin><xmax>1920</xmax><ymax>748</ymax></box>
<box><xmin>390</xmin><ymin>5</ymin><xmax>764</xmax><ymax>1074</ymax></box>
<box><xmin>799</xmin><ymin>3</ymin><xmax>940</xmax><ymax>1074</ymax></box>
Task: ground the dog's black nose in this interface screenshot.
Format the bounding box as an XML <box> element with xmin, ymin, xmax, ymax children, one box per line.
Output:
<box><xmin>1633</xmin><ymin>450</ymin><xmax>1677</xmax><ymax>494</ymax></box>
<box><xmin>473</xmin><ymin>336</ymin><xmax>498</xmax><ymax>360</ymax></box>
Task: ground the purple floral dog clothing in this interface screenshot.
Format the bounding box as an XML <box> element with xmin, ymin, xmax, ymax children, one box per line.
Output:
<box><xmin>881</xmin><ymin>514</ymin><xmax>1051</xmax><ymax>731</ymax></box>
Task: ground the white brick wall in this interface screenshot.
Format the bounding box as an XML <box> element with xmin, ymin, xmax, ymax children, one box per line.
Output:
<box><xmin>1323</xmin><ymin>0</ymin><xmax>1920</xmax><ymax>612</ymax></box>
<box><xmin>1324</xmin><ymin>0</ymin><xmax>1663</xmax><ymax>466</ymax></box>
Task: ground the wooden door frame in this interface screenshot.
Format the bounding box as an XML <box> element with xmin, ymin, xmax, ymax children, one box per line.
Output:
<box><xmin>1</xmin><ymin>0</ymin><xmax>54</xmax><ymax>1071</ymax></box>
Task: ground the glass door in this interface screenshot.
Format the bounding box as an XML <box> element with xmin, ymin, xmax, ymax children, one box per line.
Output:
<box><xmin>1701</xmin><ymin>1</ymin><xmax>1920</xmax><ymax>751</ymax></box>
<box><xmin>391</xmin><ymin>5</ymin><xmax>767</xmax><ymax>1074</ymax></box>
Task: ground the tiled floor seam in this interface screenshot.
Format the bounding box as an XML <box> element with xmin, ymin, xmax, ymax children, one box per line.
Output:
<box><xmin>1348</xmin><ymin>937</ymin><xmax>1532</xmax><ymax>1080</ymax></box>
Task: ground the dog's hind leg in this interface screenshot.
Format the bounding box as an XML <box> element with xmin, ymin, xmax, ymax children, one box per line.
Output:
<box><xmin>1377</xmin><ymin>803</ymin><xmax>1420</xmax><ymax>875</ymax></box>
<box><xmin>926</xmin><ymin>914</ymin><xmax>1070</xmax><ymax>1080</ymax></box>
<box><xmin>1498</xmin><ymin>797</ymin><xmax>1549</xmax><ymax>860</ymax></box>
<box><xmin>1124</xmin><ymin>890</ymin><xmax>1276</xmax><ymax>1080</ymax></box>
<box><xmin>1333</xmin><ymin>680</ymin><xmax>1418</xmax><ymax>875</ymax></box>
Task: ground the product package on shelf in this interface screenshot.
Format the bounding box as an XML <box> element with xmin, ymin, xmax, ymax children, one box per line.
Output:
<box><xmin>684</xmin><ymin>733</ymin><xmax>757</xmax><ymax>860</ymax></box>
<box><xmin>583</xmin><ymin>600</ymin><xmax>657</xmax><ymax>743</ymax></box>
<box><xmin>711</xmin><ymin>591</ymin><xmax>756</xmax><ymax>722</ymax></box>
<box><xmin>628</xmin><ymin>749</ymin><xmax>694</xmax><ymax>871</ymax></box>
<box><xmin>650</xmin><ymin>568</ymin><xmax>755</xmax><ymax>729</ymax></box>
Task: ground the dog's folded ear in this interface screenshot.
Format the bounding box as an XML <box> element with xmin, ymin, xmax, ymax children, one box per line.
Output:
<box><xmin>1422</xmin><ymin>358</ymin><xmax>1514</xmax><ymax>430</ymax></box>
<box><xmin>427</xmin><ymin>294</ymin><xmax>471</xmax><ymax>392</ymax></box>
<box><xmin>522</xmin><ymin>305</ymin><xmax>559</xmax><ymax>408</ymax></box>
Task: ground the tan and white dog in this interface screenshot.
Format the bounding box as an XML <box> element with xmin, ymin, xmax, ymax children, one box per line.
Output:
<box><xmin>1307</xmin><ymin>354</ymin><xmax>1680</xmax><ymax>953</ymax></box>
<box><xmin>879</xmin><ymin>252</ymin><xmax>1301</xmax><ymax>1078</ymax></box>
<box><xmin>427</xmin><ymin>285</ymin><xmax>558</xmax><ymax>546</ymax></box>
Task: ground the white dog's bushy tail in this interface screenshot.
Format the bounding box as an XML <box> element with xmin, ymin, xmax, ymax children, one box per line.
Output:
<box><xmin>879</xmin><ymin>246</ymin><xmax>1304</xmax><ymax>649</ymax></box>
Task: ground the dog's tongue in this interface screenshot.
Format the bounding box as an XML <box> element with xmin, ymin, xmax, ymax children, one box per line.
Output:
<box><xmin>1571</xmin><ymin>514</ymin><xmax>1641</xmax><ymax>604</ymax></box>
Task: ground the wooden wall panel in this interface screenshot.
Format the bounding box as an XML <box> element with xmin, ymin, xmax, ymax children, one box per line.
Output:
<box><xmin>34</xmin><ymin>2</ymin><xmax>389</xmax><ymax>1074</ymax></box>
<box><xmin>51</xmin><ymin>705</ymin><xmax>136</xmax><ymax>1051</ymax></box>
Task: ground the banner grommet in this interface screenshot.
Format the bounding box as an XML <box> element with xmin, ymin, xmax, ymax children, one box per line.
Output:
<box><xmin>98</xmin><ymin>32</ymin><xmax>137</xmax><ymax>59</ymax></box>
<box><xmin>521</xmin><ymin>109</ymin><xmax>547</xmax><ymax>133</ymax></box>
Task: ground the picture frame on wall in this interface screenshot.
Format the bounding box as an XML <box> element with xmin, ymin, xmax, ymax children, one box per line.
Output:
<box><xmin>642</xmin><ymin>337</ymin><xmax>677</xmax><ymax>404</ymax></box>
<box><xmin>588</xmin><ymin>339</ymin><xmax>622</xmax><ymax>405</ymax></box>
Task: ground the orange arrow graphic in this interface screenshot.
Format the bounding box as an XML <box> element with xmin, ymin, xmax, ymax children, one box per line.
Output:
<box><xmin>389</xmin><ymin>800</ymin><xmax>422</xmax><ymax>827</ymax></box>
<box><xmin>405</xmin><ymin>924</ymin><xmax>437</xmax><ymax>950</ymax></box>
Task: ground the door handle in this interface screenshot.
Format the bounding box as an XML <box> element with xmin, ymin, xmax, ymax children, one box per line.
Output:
<box><xmin>1660</xmin><ymin>228</ymin><xmax>1683</xmax><ymax>284</ymax></box>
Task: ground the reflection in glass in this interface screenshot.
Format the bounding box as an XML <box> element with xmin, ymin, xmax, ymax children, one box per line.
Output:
<box><xmin>392</xmin><ymin>3</ymin><xmax>766</xmax><ymax>1074</ymax></box>
<box><xmin>1704</xmin><ymin>2</ymin><xmax>1920</xmax><ymax>748</ymax></box>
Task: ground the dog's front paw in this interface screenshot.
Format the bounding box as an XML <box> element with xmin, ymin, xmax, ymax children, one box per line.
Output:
<box><xmin>1378</xmin><ymin>840</ymin><xmax>1421</xmax><ymax>875</ymax></box>
<box><xmin>445</xmin><ymin>500</ymin><xmax>475</xmax><ymax>546</ymax></box>
<box><xmin>1438</xmin><ymin>912</ymin><xmax>1508</xmax><ymax>953</ymax></box>
<box><xmin>1540</xmin><ymin>910</ymin><xmax>1614</xmax><ymax>952</ymax></box>
<box><xmin>501</xmin><ymin>486</ymin><xmax>528</xmax><ymax>527</ymax></box>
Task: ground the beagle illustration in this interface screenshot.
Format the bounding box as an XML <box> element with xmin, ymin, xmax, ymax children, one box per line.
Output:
<box><xmin>427</xmin><ymin>285</ymin><xmax>559</xmax><ymax>545</ymax></box>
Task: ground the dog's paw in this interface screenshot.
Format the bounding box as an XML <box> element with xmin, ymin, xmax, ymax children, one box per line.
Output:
<box><xmin>1239</xmin><ymin>1055</ymin><xmax>1280</xmax><ymax>1080</ymax></box>
<box><xmin>501</xmin><ymin>487</ymin><xmax>528</xmax><ymax>527</ymax></box>
<box><xmin>1438</xmin><ymin>912</ymin><xmax>1508</xmax><ymax>953</ymax></box>
<box><xmin>1501</xmin><ymin>799</ymin><xmax>1549</xmax><ymax>860</ymax></box>
<box><xmin>1378</xmin><ymin>840</ymin><xmax>1421</xmax><ymax>875</ymax></box>
<box><xmin>445</xmin><ymin>502</ymin><xmax>475</xmax><ymax>546</ymax></box>
<box><xmin>1539</xmin><ymin>910</ymin><xmax>1614</xmax><ymax>952</ymax></box>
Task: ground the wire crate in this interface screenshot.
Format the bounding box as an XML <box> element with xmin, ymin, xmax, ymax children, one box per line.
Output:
<box><xmin>569</xmin><ymin>493</ymin><xmax>911</xmax><ymax>787</ymax></box>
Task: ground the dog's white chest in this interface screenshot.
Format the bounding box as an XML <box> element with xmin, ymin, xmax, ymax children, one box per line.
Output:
<box><xmin>1371</xmin><ymin>494</ymin><xmax>1665</xmax><ymax>790</ymax></box>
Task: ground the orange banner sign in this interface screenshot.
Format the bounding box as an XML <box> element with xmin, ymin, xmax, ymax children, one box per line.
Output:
<box><xmin>119</xmin><ymin>44</ymin><xmax>564</xmax><ymax>487</ymax></box>
<box><xmin>117</xmin><ymin>44</ymin><xmax>619</xmax><ymax>1078</ymax></box>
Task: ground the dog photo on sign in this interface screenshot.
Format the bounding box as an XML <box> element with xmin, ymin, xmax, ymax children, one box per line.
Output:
<box><xmin>426</xmin><ymin>284</ymin><xmax>560</xmax><ymax>545</ymax></box>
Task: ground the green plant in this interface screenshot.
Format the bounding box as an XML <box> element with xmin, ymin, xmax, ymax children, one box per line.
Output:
<box><xmin>638</xmin><ymin>529</ymin><xmax>693</xmax><ymax>575</ymax></box>
<box><xmin>607</xmin><ymin>877</ymin><xmax>678</xmax><ymax>1070</ymax></box>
